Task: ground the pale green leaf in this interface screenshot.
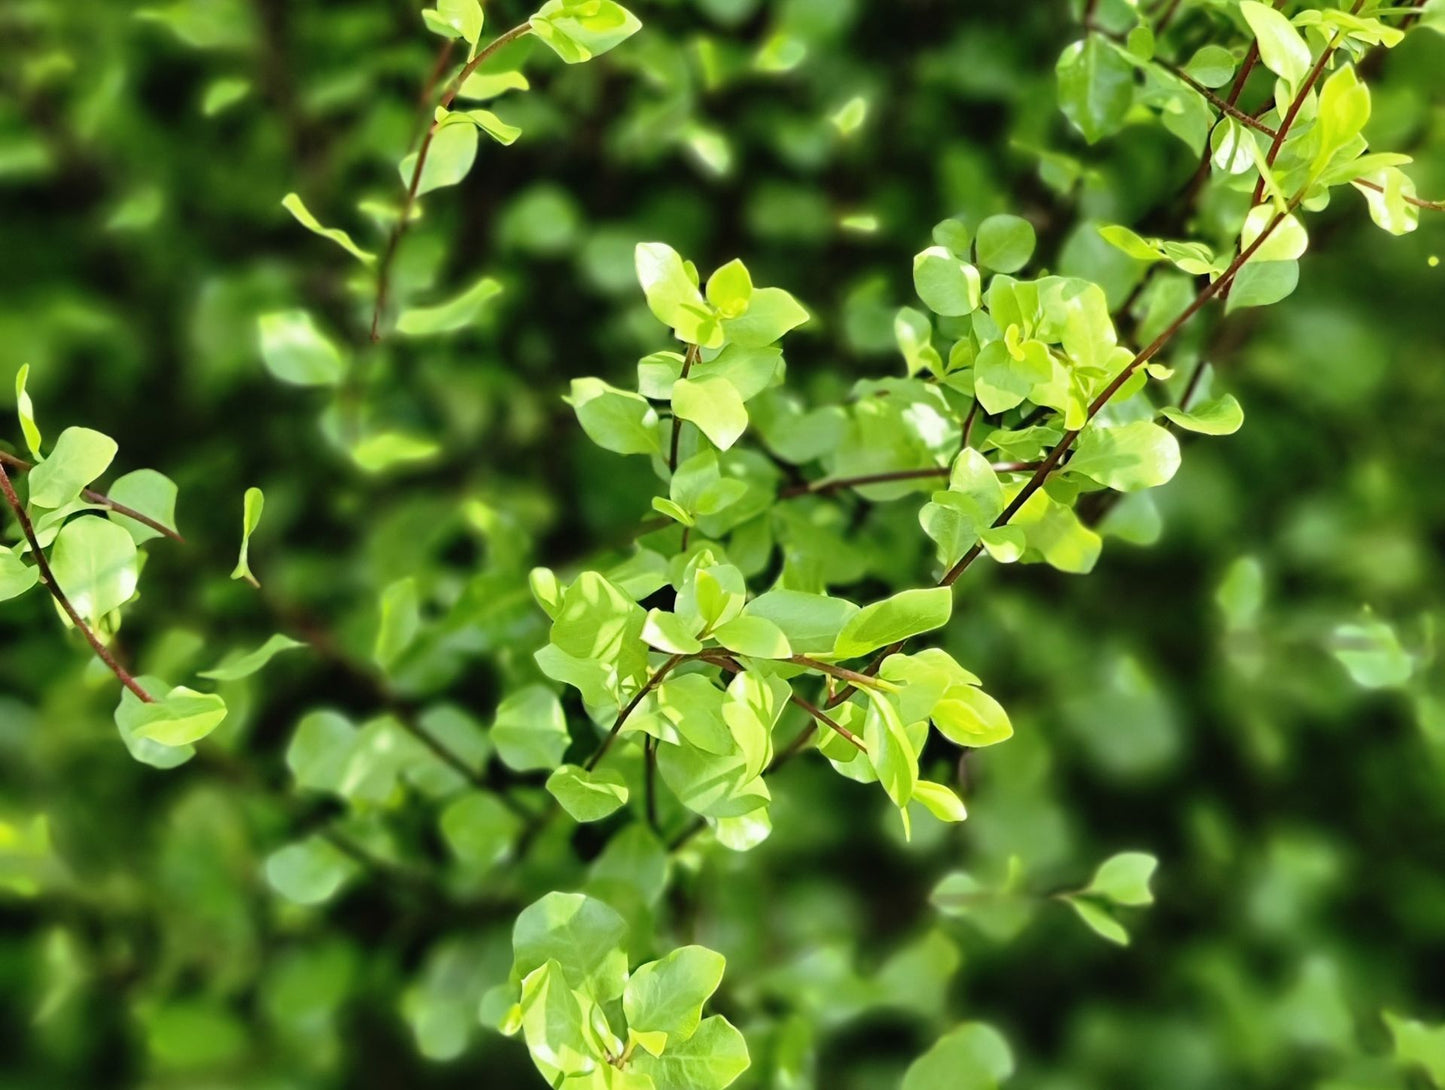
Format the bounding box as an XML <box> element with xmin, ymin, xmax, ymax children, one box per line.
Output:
<box><xmin>1160</xmin><ymin>394</ymin><xmax>1243</xmax><ymax>435</ymax></box>
<box><xmin>568</xmin><ymin>378</ymin><xmax>661</xmax><ymax>456</ymax></box>
<box><xmin>624</xmin><ymin>945</ymin><xmax>726</xmax><ymax>1055</ymax></box>
<box><xmin>264</xmin><ymin>836</ymin><xmax>356</xmax><ymax>906</ymax></box>
<box><xmin>632</xmin><ymin>1015</ymin><xmax>750</xmax><ymax>1090</ymax></box>
<box><xmin>673</xmin><ymin>376</ymin><xmax>748</xmax><ymax>451</ymax></box>
<box><xmin>1084</xmin><ymin>851</ymin><xmax>1157</xmax><ymax>906</ymax></box>
<box><xmin>833</xmin><ymin>587</ymin><xmax>953</xmax><ymax>660</ymax></box>
<box><xmin>230</xmin><ymin>486</ymin><xmax>264</xmax><ymax>587</ymax></box>
<box><xmin>50</xmin><ymin>517</ymin><xmax>138</xmax><ymax>627</ymax></box>
<box><xmin>492</xmin><ymin>685</ymin><xmax>570</xmax><ymax>772</ymax></box>
<box><xmin>27</xmin><ymin>427</ymin><xmax>117</xmax><ymax>509</ymax></box>
<box><xmin>546</xmin><ymin>764</ymin><xmax>630</xmax><ymax>823</ymax></box>
<box><xmin>258</xmin><ymin>310</ymin><xmax>345</xmax><ymax>387</ymax></box>
<box><xmin>512</xmin><ymin>891</ymin><xmax>629</xmax><ymax>1001</ymax></box>
<box><xmin>281</xmin><ymin>192</ymin><xmax>375</xmax><ymax>264</ymax></box>
<box><xmin>396</xmin><ymin>277</ymin><xmax>503</xmax><ymax>336</ymax></box>
<box><xmin>200</xmin><ymin>634</ymin><xmax>306</xmax><ymax>681</ymax></box>
<box><xmin>106</xmin><ymin>469</ymin><xmax>179</xmax><ymax>545</ymax></box>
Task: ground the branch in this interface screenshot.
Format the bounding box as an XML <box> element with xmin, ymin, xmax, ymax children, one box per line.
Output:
<box><xmin>369</xmin><ymin>23</ymin><xmax>533</xmax><ymax>342</ymax></box>
<box><xmin>777</xmin><ymin>462</ymin><xmax>1040</xmax><ymax>500</ymax></box>
<box><xmin>584</xmin><ymin>653</ymin><xmax>690</xmax><ymax>772</ymax></box>
<box><xmin>0</xmin><ymin>461</ymin><xmax>155</xmax><ymax>703</ymax></box>
<box><xmin>824</xmin><ymin>195</ymin><xmax>1305</xmax><ymax>709</ymax></box>
<box><xmin>667</xmin><ymin>343</ymin><xmax>701</xmax><ymax>474</ymax></box>
<box><xmin>0</xmin><ymin>451</ymin><xmax>185</xmax><ymax>544</ymax></box>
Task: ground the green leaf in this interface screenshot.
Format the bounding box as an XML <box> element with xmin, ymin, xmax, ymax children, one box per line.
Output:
<box><xmin>643</xmin><ymin>608</ymin><xmax>704</xmax><ymax>655</ymax></box>
<box><xmin>1239</xmin><ymin>1</ymin><xmax>1311</xmax><ymax>88</ymax></box>
<box><xmin>635</xmin><ymin>242</ymin><xmax>720</xmax><ymax>347</ymax></box>
<box><xmin>200</xmin><ymin>634</ymin><xmax>306</xmax><ymax>681</ymax></box>
<box><xmin>932</xmin><ymin>686</ymin><xmax>1013</xmax><ymax>748</ymax></box>
<box><xmin>1011</xmin><ymin>490</ymin><xmax>1101</xmax><ymax>574</ymax></box>
<box><xmin>1184</xmin><ymin>44</ymin><xmax>1235</xmax><ymax>88</ymax></box>
<box><xmin>720</xmin><ymin>287</ymin><xmax>809</xmax><ymax>348</ymax></box>
<box><xmin>624</xmin><ymin>945</ymin><xmax>727</xmax><ymax>1055</ymax></box>
<box><xmin>375</xmin><ymin>577</ymin><xmax>421</xmax><ymax>672</ymax></box>
<box><xmin>744</xmin><ymin>590</ymin><xmax>860</xmax><ymax>654</ymax></box>
<box><xmin>712</xmin><ymin>615</ymin><xmax>792</xmax><ymax>659</ymax></box>
<box><xmin>517</xmin><ymin>960</ymin><xmax>609</xmax><ymax>1078</ymax></box>
<box><xmin>512</xmin><ymin>891</ymin><xmax>629</xmax><ymax>1001</ymax></box>
<box><xmin>568</xmin><ymin>378</ymin><xmax>661</xmax><ymax>456</ymax></box>
<box><xmin>633</xmin><ymin>1015</ymin><xmax>750</xmax><ymax>1090</ymax></box>
<box><xmin>1056</xmin><ymin>36</ymin><xmax>1134</xmax><ymax>144</ymax></box>
<box><xmin>1224</xmin><ymin>259</ymin><xmax>1298</xmax><ymax>313</ymax></box>
<box><xmin>1070</xmin><ymin>422</ymin><xmax>1181</xmax><ymax>492</ymax></box>
<box><xmin>1355</xmin><ymin>167</ymin><xmax>1421</xmax><ymax>236</ymax></box>
<box><xmin>1384</xmin><ymin>1012</ymin><xmax>1445</xmax><ymax>1086</ymax></box>
<box><xmin>975</xmin><ymin>214</ymin><xmax>1036</xmax><ymax>274</ymax></box>
<box><xmin>913</xmin><ymin>779</ymin><xmax>967</xmax><ymax>823</ymax></box>
<box><xmin>0</xmin><ymin>546</ymin><xmax>39</xmax><ymax>603</ymax></box>
<box><xmin>1084</xmin><ymin>851</ymin><xmax>1157</xmax><ymax>906</ymax></box>
<box><xmin>657</xmin><ymin>673</ymin><xmax>734</xmax><ymax>754</ymax></box>
<box><xmin>264</xmin><ymin>835</ymin><xmax>356</xmax><ymax>906</ymax></box>
<box><xmin>435</xmin><ymin>0</ymin><xmax>483</xmax><ymax>45</ymax></box>
<box><xmin>396</xmin><ymin>277</ymin><xmax>503</xmax><ymax>336</ymax></box>
<box><xmin>1331</xmin><ymin>617</ymin><xmax>1413</xmax><ymax>689</ymax></box>
<box><xmin>530</xmin><ymin>0</ymin><xmax>642</xmax><ymax>64</ymax></box>
<box><xmin>1160</xmin><ymin>394</ymin><xmax>1243</xmax><ymax>435</ymax></box>
<box><xmin>457</xmin><ymin>69</ymin><xmax>530</xmax><ymax>100</ymax></box>
<box><xmin>722</xmin><ymin>670</ymin><xmax>786</xmax><ymax>778</ymax></box>
<box><xmin>689</xmin><ymin>344</ymin><xmax>783</xmax><ymax>402</ymax></box>
<box><xmin>258</xmin><ymin>310</ymin><xmax>345</xmax><ymax>387</ymax></box>
<box><xmin>50</xmin><ymin>517</ymin><xmax>138</xmax><ymax>627</ymax></box>
<box><xmin>901</xmin><ymin>1022</ymin><xmax>1014</xmax><ymax>1090</ymax></box>
<box><xmin>440</xmin><ymin>107</ymin><xmax>522</xmax><ymax>146</ymax></box>
<box><xmin>546</xmin><ymin>764</ymin><xmax>630</xmax><ymax>822</ymax></box>
<box><xmin>973</xmin><ymin>338</ymin><xmax>1052</xmax><ymax>415</ymax></box>
<box><xmin>280</xmin><ymin>192</ymin><xmax>374</xmax><ymax>264</ymax></box>
<box><xmin>285</xmin><ymin>710</ymin><xmax>356</xmax><ymax>793</ymax></box>
<box><xmin>1066</xmin><ymin>896</ymin><xmax>1130</xmax><ymax>945</ymax></box>
<box><xmin>913</xmin><ymin>247</ymin><xmax>982</xmax><ymax>317</ymax></box>
<box><xmin>551</xmin><ymin>570</ymin><xmax>644</xmax><ymax>665</ymax></box>
<box><xmin>706</xmin><ymin>259</ymin><xmax>753</xmax><ymax>318</ymax></box>
<box><xmin>230</xmin><ymin>486</ymin><xmax>264</xmax><ymax>587</ymax></box>
<box><xmin>864</xmin><ymin>689</ymin><xmax>918</xmax><ymax>813</ymax></box>
<box><xmin>106</xmin><ymin>469</ymin><xmax>179</xmax><ymax>545</ymax></box>
<box><xmin>1313</xmin><ymin>64</ymin><xmax>1371</xmax><ymax>172</ymax></box>
<box><xmin>492</xmin><ymin>685</ymin><xmax>570</xmax><ymax>772</ymax></box>
<box><xmin>673</xmin><ymin>376</ymin><xmax>748</xmax><ymax>451</ymax></box>
<box><xmin>113</xmin><ymin>676</ymin><xmax>195</xmax><ymax>769</ymax></box>
<box><xmin>349</xmin><ymin>432</ymin><xmax>442</xmax><ymax>475</ymax></box>
<box><xmin>833</xmin><ymin>587</ymin><xmax>953</xmax><ymax>660</ymax></box>
<box><xmin>129</xmin><ymin>686</ymin><xmax>229</xmax><ymax>746</ymax></box>
<box><xmin>15</xmin><ymin>363</ymin><xmax>42</xmax><ymax>458</ymax></box>
<box><xmin>27</xmin><ymin>427</ymin><xmax>117</xmax><ymax>509</ymax></box>
<box><xmin>440</xmin><ymin>792</ymin><xmax>520</xmax><ymax>868</ymax></box>
<box><xmin>670</xmin><ymin>449</ymin><xmax>747</xmax><ymax>518</ymax></box>
<box><xmin>398</xmin><ymin>121</ymin><xmax>478</xmax><ymax>196</ymax></box>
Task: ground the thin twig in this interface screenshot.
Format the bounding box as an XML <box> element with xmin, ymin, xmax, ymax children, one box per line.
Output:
<box><xmin>0</xmin><ymin>462</ymin><xmax>154</xmax><ymax>703</ymax></box>
<box><xmin>0</xmin><ymin>451</ymin><xmax>185</xmax><ymax>544</ymax></box>
<box><xmin>667</xmin><ymin>343</ymin><xmax>701</xmax><ymax>474</ymax></box>
<box><xmin>584</xmin><ymin>653</ymin><xmax>689</xmax><ymax>772</ymax></box>
<box><xmin>644</xmin><ymin>735</ymin><xmax>659</xmax><ymax>832</ymax></box>
<box><xmin>370</xmin><ymin>23</ymin><xmax>533</xmax><ymax>342</ymax></box>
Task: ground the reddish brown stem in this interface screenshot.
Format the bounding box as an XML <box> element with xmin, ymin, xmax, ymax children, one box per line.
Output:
<box><xmin>0</xmin><ymin>462</ymin><xmax>154</xmax><ymax>703</ymax></box>
<box><xmin>584</xmin><ymin>653</ymin><xmax>690</xmax><ymax>772</ymax></box>
<box><xmin>370</xmin><ymin>23</ymin><xmax>533</xmax><ymax>342</ymax></box>
<box><xmin>0</xmin><ymin>451</ymin><xmax>184</xmax><ymax>544</ymax></box>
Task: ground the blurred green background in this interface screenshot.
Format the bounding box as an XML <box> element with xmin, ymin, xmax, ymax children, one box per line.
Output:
<box><xmin>3</xmin><ymin>0</ymin><xmax>1445</xmax><ymax>1087</ymax></box>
